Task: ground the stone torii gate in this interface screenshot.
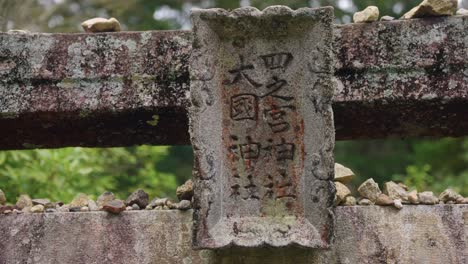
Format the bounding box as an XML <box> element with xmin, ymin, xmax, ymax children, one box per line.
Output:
<box><xmin>0</xmin><ymin>5</ymin><xmax>467</xmax><ymax>264</ymax></box>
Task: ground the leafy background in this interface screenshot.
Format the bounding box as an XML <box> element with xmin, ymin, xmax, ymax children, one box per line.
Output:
<box><xmin>0</xmin><ymin>0</ymin><xmax>467</xmax><ymax>203</ymax></box>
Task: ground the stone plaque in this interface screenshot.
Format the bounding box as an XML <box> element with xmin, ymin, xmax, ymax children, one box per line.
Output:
<box><xmin>189</xmin><ymin>6</ymin><xmax>335</xmax><ymax>249</ymax></box>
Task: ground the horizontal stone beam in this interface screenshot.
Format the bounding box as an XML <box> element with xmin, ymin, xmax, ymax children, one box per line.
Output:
<box><xmin>0</xmin><ymin>205</ymin><xmax>466</xmax><ymax>263</ymax></box>
<box><xmin>0</xmin><ymin>16</ymin><xmax>467</xmax><ymax>150</ymax></box>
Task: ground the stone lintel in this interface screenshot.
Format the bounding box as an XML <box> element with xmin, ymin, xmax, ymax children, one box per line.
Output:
<box><xmin>0</xmin><ymin>16</ymin><xmax>467</xmax><ymax>150</ymax></box>
<box><xmin>0</xmin><ymin>205</ymin><xmax>465</xmax><ymax>263</ymax></box>
<box><xmin>189</xmin><ymin>6</ymin><xmax>335</xmax><ymax>249</ymax></box>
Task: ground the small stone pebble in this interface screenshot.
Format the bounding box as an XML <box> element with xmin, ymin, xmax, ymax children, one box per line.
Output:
<box><xmin>418</xmin><ymin>191</ymin><xmax>439</xmax><ymax>205</ymax></box>
<box><xmin>97</xmin><ymin>191</ymin><xmax>115</xmax><ymax>208</ymax></box>
<box><xmin>439</xmin><ymin>188</ymin><xmax>463</xmax><ymax>203</ymax></box>
<box><xmin>148</xmin><ymin>198</ymin><xmax>168</xmax><ymax>209</ymax></box>
<box><xmin>353</xmin><ymin>6</ymin><xmax>379</xmax><ymax>23</ymax></box>
<box><xmin>87</xmin><ymin>200</ymin><xmax>99</xmax><ymax>211</ymax></box>
<box><xmin>408</xmin><ymin>190</ymin><xmax>419</xmax><ymax>204</ymax></box>
<box><xmin>358</xmin><ymin>178</ymin><xmax>381</xmax><ymax>202</ymax></box>
<box><xmin>16</xmin><ymin>194</ymin><xmax>33</xmax><ymax>209</ymax></box>
<box><xmin>358</xmin><ymin>198</ymin><xmax>373</xmax><ymax>206</ymax></box>
<box><xmin>81</xmin><ymin>17</ymin><xmax>121</xmax><ymax>33</ymax></box>
<box><xmin>393</xmin><ymin>199</ymin><xmax>403</xmax><ymax>210</ymax></box>
<box><xmin>131</xmin><ymin>204</ymin><xmax>140</xmax><ymax>210</ymax></box>
<box><xmin>7</xmin><ymin>29</ymin><xmax>30</xmax><ymax>34</ymax></box>
<box><xmin>45</xmin><ymin>208</ymin><xmax>56</xmax><ymax>213</ymax></box>
<box><xmin>22</xmin><ymin>206</ymin><xmax>32</xmax><ymax>213</ymax></box>
<box><xmin>31</xmin><ymin>204</ymin><xmax>45</xmax><ymax>213</ymax></box>
<box><xmin>57</xmin><ymin>205</ymin><xmax>70</xmax><ymax>213</ymax></box>
<box><xmin>380</xmin><ymin>15</ymin><xmax>395</xmax><ymax>21</ymax></box>
<box><xmin>125</xmin><ymin>189</ymin><xmax>149</xmax><ymax>209</ymax></box>
<box><xmin>335</xmin><ymin>181</ymin><xmax>351</xmax><ymax>205</ymax></box>
<box><xmin>384</xmin><ymin>181</ymin><xmax>409</xmax><ymax>203</ymax></box>
<box><xmin>70</xmin><ymin>193</ymin><xmax>89</xmax><ymax>208</ymax></box>
<box><xmin>343</xmin><ymin>196</ymin><xmax>357</xmax><ymax>206</ymax></box>
<box><xmin>177</xmin><ymin>200</ymin><xmax>192</xmax><ymax>210</ymax></box>
<box><xmin>375</xmin><ymin>194</ymin><xmax>394</xmax><ymax>206</ymax></box>
<box><xmin>401</xmin><ymin>0</ymin><xmax>458</xmax><ymax>19</ymax></box>
<box><xmin>334</xmin><ymin>163</ymin><xmax>354</xmax><ymax>184</ymax></box>
<box><xmin>166</xmin><ymin>200</ymin><xmax>178</xmax><ymax>209</ymax></box>
<box><xmin>69</xmin><ymin>207</ymin><xmax>82</xmax><ymax>212</ymax></box>
<box><xmin>102</xmin><ymin>200</ymin><xmax>126</xmax><ymax>214</ymax></box>
<box><xmin>126</xmin><ymin>206</ymin><xmax>133</xmax><ymax>211</ymax></box>
<box><xmin>3</xmin><ymin>210</ymin><xmax>12</xmax><ymax>214</ymax></box>
<box><xmin>80</xmin><ymin>206</ymin><xmax>89</xmax><ymax>212</ymax></box>
<box><xmin>0</xmin><ymin>189</ymin><xmax>6</xmax><ymax>205</ymax></box>
<box><xmin>457</xmin><ymin>8</ymin><xmax>468</xmax><ymax>15</ymax></box>
<box><xmin>176</xmin><ymin>179</ymin><xmax>194</xmax><ymax>201</ymax></box>
<box><xmin>32</xmin><ymin>198</ymin><xmax>54</xmax><ymax>209</ymax></box>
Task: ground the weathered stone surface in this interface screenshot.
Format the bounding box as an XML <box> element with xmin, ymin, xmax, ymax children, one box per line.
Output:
<box><xmin>190</xmin><ymin>6</ymin><xmax>335</xmax><ymax>249</ymax></box>
<box><xmin>176</xmin><ymin>179</ymin><xmax>193</xmax><ymax>201</ymax></box>
<box><xmin>333</xmin><ymin>16</ymin><xmax>468</xmax><ymax>140</ymax></box>
<box><xmin>335</xmin><ymin>182</ymin><xmax>351</xmax><ymax>205</ymax></box>
<box><xmin>125</xmin><ymin>189</ymin><xmax>149</xmax><ymax>208</ymax></box>
<box><xmin>0</xmin><ymin>17</ymin><xmax>467</xmax><ymax>150</ymax></box>
<box><xmin>0</xmin><ymin>189</ymin><xmax>5</xmax><ymax>205</ymax></box>
<box><xmin>102</xmin><ymin>200</ymin><xmax>126</xmax><ymax>214</ymax></box>
<box><xmin>418</xmin><ymin>191</ymin><xmax>439</xmax><ymax>205</ymax></box>
<box><xmin>401</xmin><ymin>0</ymin><xmax>457</xmax><ymax>19</ymax></box>
<box><xmin>353</xmin><ymin>6</ymin><xmax>379</xmax><ymax>23</ymax></box>
<box><xmin>96</xmin><ymin>191</ymin><xmax>115</xmax><ymax>208</ymax></box>
<box><xmin>357</xmin><ymin>178</ymin><xmax>381</xmax><ymax>202</ymax></box>
<box><xmin>70</xmin><ymin>193</ymin><xmax>89</xmax><ymax>208</ymax></box>
<box><xmin>16</xmin><ymin>194</ymin><xmax>33</xmax><ymax>209</ymax></box>
<box><xmin>0</xmin><ymin>206</ymin><xmax>465</xmax><ymax>263</ymax></box>
<box><xmin>81</xmin><ymin>17</ymin><xmax>121</xmax><ymax>33</ymax></box>
<box><xmin>334</xmin><ymin>163</ymin><xmax>354</xmax><ymax>183</ymax></box>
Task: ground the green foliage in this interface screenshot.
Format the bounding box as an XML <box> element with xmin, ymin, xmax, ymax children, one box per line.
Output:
<box><xmin>0</xmin><ymin>146</ymin><xmax>178</xmax><ymax>203</ymax></box>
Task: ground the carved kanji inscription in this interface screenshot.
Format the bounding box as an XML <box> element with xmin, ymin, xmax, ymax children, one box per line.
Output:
<box><xmin>190</xmin><ymin>6</ymin><xmax>335</xmax><ymax>249</ymax></box>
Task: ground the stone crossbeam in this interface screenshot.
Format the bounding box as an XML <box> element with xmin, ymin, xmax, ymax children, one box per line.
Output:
<box><xmin>0</xmin><ymin>205</ymin><xmax>466</xmax><ymax>263</ymax></box>
<box><xmin>0</xmin><ymin>16</ymin><xmax>466</xmax><ymax>150</ymax></box>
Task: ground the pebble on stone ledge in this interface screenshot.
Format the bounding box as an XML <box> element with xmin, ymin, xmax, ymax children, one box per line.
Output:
<box><xmin>125</xmin><ymin>189</ymin><xmax>149</xmax><ymax>209</ymax></box>
<box><xmin>353</xmin><ymin>6</ymin><xmax>379</xmax><ymax>23</ymax></box>
<box><xmin>176</xmin><ymin>179</ymin><xmax>194</xmax><ymax>201</ymax></box>
<box><xmin>102</xmin><ymin>200</ymin><xmax>126</xmax><ymax>214</ymax></box>
<box><xmin>401</xmin><ymin>0</ymin><xmax>458</xmax><ymax>19</ymax></box>
<box><xmin>81</xmin><ymin>17</ymin><xmax>121</xmax><ymax>33</ymax></box>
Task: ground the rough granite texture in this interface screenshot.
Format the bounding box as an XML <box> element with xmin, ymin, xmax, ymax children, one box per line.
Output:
<box><xmin>189</xmin><ymin>6</ymin><xmax>335</xmax><ymax>249</ymax></box>
<box><xmin>0</xmin><ymin>205</ymin><xmax>465</xmax><ymax>263</ymax></box>
<box><xmin>0</xmin><ymin>16</ymin><xmax>466</xmax><ymax>150</ymax></box>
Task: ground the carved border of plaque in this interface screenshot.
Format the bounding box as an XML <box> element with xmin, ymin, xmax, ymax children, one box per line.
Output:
<box><xmin>189</xmin><ymin>6</ymin><xmax>335</xmax><ymax>249</ymax></box>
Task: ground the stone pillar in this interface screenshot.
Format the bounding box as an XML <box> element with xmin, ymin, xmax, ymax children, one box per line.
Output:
<box><xmin>189</xmin><ymin>6</ymin><xmax>335</xmax><ymax>249</ymax></box>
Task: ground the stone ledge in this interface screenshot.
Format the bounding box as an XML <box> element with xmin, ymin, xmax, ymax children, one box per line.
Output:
<box><xmin>0</xmin><ymin>205</ymin><xmax>466</xmax><ymax>263</ymax></box>
<box><xmin>0</xmin><ymin>16</ymin><xmax>467</xmax><ymax>149</ymax></box>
